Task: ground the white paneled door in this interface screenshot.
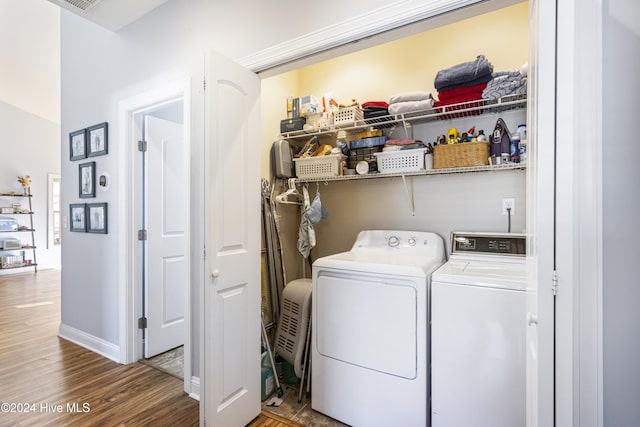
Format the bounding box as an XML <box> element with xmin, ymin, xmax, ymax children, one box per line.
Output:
<box><xmin>203</xmin><ymin>50</ymin><xmax>261</xmax><ymax>426</ymax></box>
<box><xmin>144</xmin><ymin>114</ymin><xmax>188</xmax><ymax>358</ymax></box>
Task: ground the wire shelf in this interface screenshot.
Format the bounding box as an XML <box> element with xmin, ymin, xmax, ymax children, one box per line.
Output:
<box><xmin>280</xmin><ymin>95</ymin><xmax>527</xmax><ymax>140</ymax></box>
<box><xmin>294</xmin><ymin>162</ymin><xmax>526</xmax><ymax>184</ymax></box>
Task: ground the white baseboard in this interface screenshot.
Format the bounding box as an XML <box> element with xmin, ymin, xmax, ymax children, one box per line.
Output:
<box><xmin>58</xmin><ymin>323</ymin><xmax>120</xmax><ymax>363</ymax></box>
<box><xmin>189</xmin><ymin>376</ymin><xmax>200</xmax><ymax>401</ymax></box>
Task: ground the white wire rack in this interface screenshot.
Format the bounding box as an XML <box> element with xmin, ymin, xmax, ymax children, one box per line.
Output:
<box><xmin>280</xmin><ymin>95</ymin><xmax>527</xmax><ymax>140</ymax></box>
<box><xmin>294</xmin><ymin>162</ymin><xmax>526</xmax><ymax>184</ymax></box>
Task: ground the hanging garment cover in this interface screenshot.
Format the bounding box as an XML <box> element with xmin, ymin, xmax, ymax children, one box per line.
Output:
<box><xmin>297</xmin><ymin>185</ymin><xmax>316</xmax><ymax>259</ymax></box>
<box><xmin>434</xmin><ymin>55</ymin><xmax>494</xmax><ymax>91</ymax></box>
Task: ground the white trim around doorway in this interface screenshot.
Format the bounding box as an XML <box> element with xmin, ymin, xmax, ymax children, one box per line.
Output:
<box><xmin>117</xmin><ymin>77</ymin><xmax>192</xmax><ymax>395</ymax></box>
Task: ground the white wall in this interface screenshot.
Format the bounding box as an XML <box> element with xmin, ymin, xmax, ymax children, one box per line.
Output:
<box><xmin>59</xmin><ymin>0</ymin><xmax>403</xmax><ymax>375</ymax></box>
<box><xmin>0</xmin><ymin>101</ymin><xmax>61</xmax><ymax>272</ymax></box>
<box><xmin>602</xmin><ymin>0</ymin><xmax>640</xmax><ymax>424</ymax></box>
<box><xmin>0</xmin><ymin>0</ymin><xmax>60</xmax><ymax>123</ymax></box>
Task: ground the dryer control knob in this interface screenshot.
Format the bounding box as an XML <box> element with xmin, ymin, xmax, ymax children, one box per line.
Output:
<box><xmin>408</xmin><ymin>237</ymin><xmax>416</xmax><ymax>246</ymax></box>
<box><xmin>388</xmin><ymin>236</ymin><xmax>400</xmax><ymax>247</ymax></box>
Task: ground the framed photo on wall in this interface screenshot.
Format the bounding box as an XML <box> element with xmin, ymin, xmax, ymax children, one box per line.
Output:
<box><xmin>87</xmin><ymin>122</ymin><xmax>108</xmax><ymax>157</ymax></box>
<box><xmin>69</xmin><ymin>203</ymin><xmax>86</xmax><ymax>232</ymax></box>
<box><xmin>69</xmin><ymin>129</ymin><xmax>87</xmax><ymax>161</ymax></box>
<box><xmin>79</xmin><ymin>161</ymin><xmax>96</xmax><ymax>198</ymax></box>
<box><xmin>86</xmin><ymin>203</ymin><xmax>108</xmax><ymax>234</ymax></box>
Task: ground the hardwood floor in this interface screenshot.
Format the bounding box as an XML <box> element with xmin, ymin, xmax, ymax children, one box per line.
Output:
<box><xmin>0</xmin><ymin>270</ymin><xmax>199</xmax><ymax>426</ymax></box>
<box><xmin>0</xmin><ymin>270</ymin><xmax>307</xmax><ymax>427</ymax></box>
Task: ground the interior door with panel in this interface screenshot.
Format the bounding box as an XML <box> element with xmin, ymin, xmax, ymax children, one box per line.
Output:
<box><xmin>203</xmin><ymin>50</ymin><xmax>261</xmax><ymax>426</ymax></box>
<box><xmin>144</xmin><ymin>112</ymin><xmax>189</xmax><ymax>358</ymax></box>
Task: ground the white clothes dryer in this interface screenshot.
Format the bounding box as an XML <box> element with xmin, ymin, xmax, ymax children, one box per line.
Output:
<box><xmin>431</xmin><ymin>231</ymin><xmax>527</xmax><ymax>427</ymax></box>
<box><xmin>311</xmin><ymin>230</ymin><xmax>445</xmax><ymax>427</ymax></box>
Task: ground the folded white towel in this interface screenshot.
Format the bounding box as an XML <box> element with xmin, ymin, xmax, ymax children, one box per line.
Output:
<box><xmin>388</xmin><ymin>99</ymin><xmax>435</xmax><ymax>115</ymax></box>
<box><xmin>389</xmin><ymin>91</ymin><xmax>433</xmax><ymax>104</ymax></box>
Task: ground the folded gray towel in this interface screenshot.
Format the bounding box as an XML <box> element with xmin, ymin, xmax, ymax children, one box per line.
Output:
<box><xmin>482</xmin><ymin>70</ymin><xmax>527</xmax><ymax>100</ymax></box>
<box><xmin>434</xmin><ymin>55</ymin><xmax>494</xmax><ymax>91</ymax></box>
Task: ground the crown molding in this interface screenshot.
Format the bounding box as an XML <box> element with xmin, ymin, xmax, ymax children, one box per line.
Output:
<box><xmin>236</xmin><ymin>0</ymin><xmax>483</xmax><ymax>73</ymax></box>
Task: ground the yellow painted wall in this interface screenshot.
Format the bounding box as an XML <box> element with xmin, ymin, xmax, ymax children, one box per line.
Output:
<box><xmin>261</xmin><ymin>2</ymin><xmax>529</xmax><ymax>177</ymax></box>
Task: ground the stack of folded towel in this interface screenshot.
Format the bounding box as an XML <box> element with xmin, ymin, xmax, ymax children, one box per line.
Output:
<box><xmin>433</xmin><ymin>55</ymin><xmax>494</xmax><ymax>117</ymax></box>
<box><xmin>482</xmin><ymin>64</ymin><xmax>528</xmax><ymax>100</ymax></box>
<box><xmin>388</xmin><ymin>91</ymin><xmax>435</xmax><ymax>115</ymax></box>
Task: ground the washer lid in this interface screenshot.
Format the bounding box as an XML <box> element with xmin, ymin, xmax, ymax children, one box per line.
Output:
<box><xmin>314</xmin><ymin>250</ymin><xmax>444</xmax><ymax>278</ymax></box>
<box><xmin>432</xmin><ymin>260</ymin><xmax>527</xmax><ymax>291</ymax></box>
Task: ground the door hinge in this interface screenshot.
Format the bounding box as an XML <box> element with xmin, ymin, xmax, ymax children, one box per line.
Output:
<box><xmin>138</xmin><ymin>317</ymin><xmax>147</xmax><ymax>329</ymax></box>
<box><xmin>552</xmin><ymin>270</ymin><xmax>558</xmax><ymax>295</ymax></box>
<box><xmin>138</xmin><ymin>229</ymin><xmax>147</xmax><ymax>241</ymax></box>
<box><xmin>138</xmin><ymin>140</ymin><xmax>148</xmax><ymax>152</ymax></box>
<box><xmin>203</xmin><ymin>246</ymin><xmax>206</xmax><ymax>260</ymax></box>
<box><xmin>203</xmin><ymin>78</ymin><xmax>206</xmax><ymax>91</ymax></box>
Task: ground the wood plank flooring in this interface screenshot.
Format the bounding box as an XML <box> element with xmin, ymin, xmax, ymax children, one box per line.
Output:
<box><xmin>0</xmin><ymin>270</ymin><xmax>304</xmax><ymax>427</ymax></box>
<box><xmin>0</xmin><ymin>270</ymin><xmax>198</xmax><ymax>426</ymax></box>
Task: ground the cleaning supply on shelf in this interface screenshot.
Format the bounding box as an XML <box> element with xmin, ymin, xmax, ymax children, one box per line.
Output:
<box><xmin>510</xmin><ymin>132</ymin><xmax>520</xmax><ymax>163</ymax></box>
<box><xmin>336</xmin><ymin>130</ymin><xmax>349</xmax><ymax>156</ymax></box>
<box><xmin>519</xmin><ymin>140</ymin><xmax>527</xmax><ymax>163</ymax></box>
<box><xmin>517</xmin><ymin>124</ymin><xmax>527</xmax><ymax>141</ymax></box>
<box><xmin>447</xmin><ymin>128</ymin><xmax>459</xmax><ymax>144</ymax></box>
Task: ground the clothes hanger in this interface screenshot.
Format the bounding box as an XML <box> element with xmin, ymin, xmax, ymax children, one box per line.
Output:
<box><xmin>275</xmin><ymin>178</ymin><xmax>303</xmax><ymax>205</ymax></box>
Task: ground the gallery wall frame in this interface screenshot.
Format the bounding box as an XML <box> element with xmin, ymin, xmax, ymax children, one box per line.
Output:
<box><xmin>69</xmin><ymin>129</ymin><xmax>87</xmax><ymax>161</ymax></box>
<box><xmin>86</xmin><ymin>202</ymin><xmax>108</xmax><ymax>234</ymax></box>
<box><xmin>69</xmin><ymin>203</ymin><xmax>86</xmax><ymax>232</ymax></box>
<box><xmin>87</xmin><ymin>122</ymin><xmax>108</xmax><ymax>157</ymax></box>
<box><xmin>79</xmin><ymin>161</ymin><xmax>96</xmax><ymax>198</ymax></box>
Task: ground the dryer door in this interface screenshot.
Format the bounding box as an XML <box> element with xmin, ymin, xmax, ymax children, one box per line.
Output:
<box><xmin>315</xmin><ymin>270</ymin><xmax>419</xmax><ymax>379</ymax></box>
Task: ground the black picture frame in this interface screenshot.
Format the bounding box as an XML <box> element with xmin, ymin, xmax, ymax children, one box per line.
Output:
<box><xmin>86</xmin><ymin>203</ymin><xmax>108</xmax><ymax>234</ymax></box>
<box><xmin>87</xmin><ymin>122</ymin><xmax>108</xmax><ymax>157</ymax></box>
<box><xmin>79</xmin><ymin>161</ymin><xmax>96</xmax><ymax>198</ymax></box>
<box><xmin>69</xmin><ymin>129</ymin><xmax>87</xmax><ymax>161</ymax></box>
<box><xmin>69</xmin><ymin>203</ymin><xmax>87</xmax><ymax>232</ymax></box>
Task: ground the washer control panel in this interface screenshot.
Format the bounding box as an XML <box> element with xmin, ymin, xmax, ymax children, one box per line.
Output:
<box><xmin>451</xmin><ymin>232</ymin><xmax>526</xmax><ymax>257</ymax></box>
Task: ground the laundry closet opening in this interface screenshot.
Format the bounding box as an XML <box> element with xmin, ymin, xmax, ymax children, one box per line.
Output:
<box><xmin>260</xmin><ymin>1</ymin><xmax>529</xmax><ymax>280</ymax></box>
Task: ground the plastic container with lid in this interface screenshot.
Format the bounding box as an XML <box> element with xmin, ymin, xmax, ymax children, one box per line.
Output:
<box><xmin>261</xmin><ymin>351</ymin><xmax>275</xmax><ymax>401</ymax></box>
<box><xmin>517</xmin><ymin>124</ymin><xmax>527</xmax><ymax>142</ymax></box>
<box><xmin>336</xmin><ymin>130</ymin><xmax>349</xmax><ymax>156</ymax></box>
<box><xmin>510</xmin><ymin>132</ymin><xmax>521</xmax><ymax>163</ymax></box>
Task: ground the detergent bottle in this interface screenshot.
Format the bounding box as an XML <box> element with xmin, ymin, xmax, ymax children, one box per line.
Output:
<box><xmin>261</xmin><ymin>351</ymin><xmax>275</xmax><ymax>401</ymax></box>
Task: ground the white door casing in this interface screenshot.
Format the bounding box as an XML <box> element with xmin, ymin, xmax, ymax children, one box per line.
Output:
<box><xmin>144</xmin><ymin>114</ymin><xmax>188</xmax><ymax>358</ymax></box>
<box><xmin>526</xmin><ymin>0</ymin><xmax>556</xmax><ymax>426</ymax></box>
<box><xmin>203</xmin><ymin>50</ymin><xmax>261</xmax><ymax>426</ymax></box>
<box><xmin>118</xmin><ymin>78</ymin><xmax>192</xmax><ymax>397</ymax></box>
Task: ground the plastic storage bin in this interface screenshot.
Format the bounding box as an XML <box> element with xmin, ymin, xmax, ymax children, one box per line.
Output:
<box><xmin>334</xmin><ymin>106</ymin><xmax>363</xmax><ymax>128</ymax></box>
<box><xmin>374</xmin><ymin>148</ymin><xmax>428</xmax><ymax>173</ymax></box>
<box><xmin>294</xmin><ymin>154</ymin><xmax>346</xmax><ymax>179</ymax></box>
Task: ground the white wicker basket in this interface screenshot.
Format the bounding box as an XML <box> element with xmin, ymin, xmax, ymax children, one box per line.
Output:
<box><xmin>373</xmin><ymin>148</ymin><xmax>428</xmax><ymax>173</ymax></box>
<box><xmin>294</xmin><ymin>154</ymin><xmax>346</xmax><ymax>179</ymax></box>
<box><xmin>334</xmin><ymin>106</ymin><xmax>363</xmax><ymax>128</ymax></box>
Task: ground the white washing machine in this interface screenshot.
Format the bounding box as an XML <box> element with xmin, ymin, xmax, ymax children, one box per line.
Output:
<box><xmin>431</xmin><ymin>232</ymin><xmax>527</xmax><ymax>427</ymax></box>
<box><xmin>311</xmin><ymin>230</ymin><xmax>445</xmax><ymax>427</ymax></box>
